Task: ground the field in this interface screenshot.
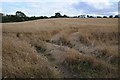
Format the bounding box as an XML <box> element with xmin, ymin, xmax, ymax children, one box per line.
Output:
<box><xmin>2</xmin><ymin>18</ymin><xmax>119</xmax><ymax>78</ymax></box>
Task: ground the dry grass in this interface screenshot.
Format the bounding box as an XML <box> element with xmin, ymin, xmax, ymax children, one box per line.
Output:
<box><xmin>77</xmin><ymin>27</ymin><xmax>118</xmax><ymax>46</ymax></box>
<box><xmin>2</xmin><ymin>18</ymin><xmax>119</xmax><ymax>78</ymax></box>
<box><xmin>2</xmin><ymin>36</ymin><xmax>60</xmax><ymax>78</ymax></box>
<box><xmin>63</xmin><ymin>49</ymin><xmax>118</xmax><ymax>78</ymax></box>
<box><xmin>2</xmin><ymin>18</ymin><xmax>118</xmax><ymax>33</ymax></box>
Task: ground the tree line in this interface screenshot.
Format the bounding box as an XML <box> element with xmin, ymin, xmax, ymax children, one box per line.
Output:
<box><xmin>0</xmin><ymin>11</ymin><xmax>49</xmax><ymax>23</ymax></box>
<box><xmin>0</xmin><ymin>11</ymin><xmax>119</xmax><ymax>23</ymax></box>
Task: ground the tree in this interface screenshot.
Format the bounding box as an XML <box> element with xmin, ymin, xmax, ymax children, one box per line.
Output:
<box><xmin>0</xmin><ymin>13</ymin><xmax>4</xmax><ymax>22</ymax></box>
<box><xmin>63</xmin><ymin>15</ymin><xmax>68</xmax><ymax>18</ymax></box>
<box><xmin>97</xmin><ymin>16</ymin><xmax>102</xmax><ymax>18</ymax></box>
<box><xmin>73</xmin><ymin>16</ymin><xmax>78</xmax><ymax>18</ymax></box>
<box><xmin>0</xmin><ymin>13</ymin><xmax>4</xmax><ymax>17</ymax></box>
<box><xmin>55</xmin><ymin>12</ymin><xmax>62</xmax><ymax>18</ymax></box>
<box><xmin>16</xmin><ymin>11</ymin><xmax>26</xmax><ymax>17</ymax></box>
<box><xmin>114</xmin><ymin>15</ymin><xmax>119</xmax><ymax>18</ymax></box>
<box><xmin>87</xmin><ymin>15</ymin><xmax>89</xmax><ymax>18</ymax></box>
<box><xmin>89</xmin><ymin>16</ymin><xmax>94</xmax><ymax>18</ymax></box>
<box><xmin>109</xmin><ymin>15</ymin><xmax>113</xmax><ymax>18</ymax></box>
<box><xmin>103</xmin><ymin>16</ymin><xmax>107</xmax><ymax>18</ymax></box>
<box><xmin>50</xmin><ymin>16</ymin><xmax>56</xmax><ymax>18</ymax></box>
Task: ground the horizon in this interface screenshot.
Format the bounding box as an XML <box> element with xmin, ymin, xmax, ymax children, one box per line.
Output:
<box><xmin>1</xmin><ymin>11</ymin><xmax>119</xmax><ymax>18</ymax></box>
<box><xmin>1</xmin><ymin>0</ymin><xmax>120</xmax><ymax>17</ymax></box>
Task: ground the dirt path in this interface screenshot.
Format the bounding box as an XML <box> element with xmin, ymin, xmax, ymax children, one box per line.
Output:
<box><xmin>45</xmin><ymin>42</ymin><xmax>80</xmax><ymax>78</ymax></box>
<box><xmin>50</xmin><ymin>31</ymin><xmax>111</xmax><ymax>61</ymax></box>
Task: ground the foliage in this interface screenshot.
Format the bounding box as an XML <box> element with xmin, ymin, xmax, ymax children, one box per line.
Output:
<box><xmin>1</xmin><ymin>11</ymin><xmax>120</xmax><ymax>23</ymax></box>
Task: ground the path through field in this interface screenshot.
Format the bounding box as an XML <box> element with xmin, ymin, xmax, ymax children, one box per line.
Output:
<box><xmin>2</xmin><ymin>18</ymin><xmax>119</xmax><ymax>78</ymax></box>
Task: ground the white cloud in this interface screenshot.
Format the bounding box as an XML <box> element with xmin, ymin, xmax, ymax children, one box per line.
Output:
<box><xmin>1</xmin><ymin>0</ymin><xmax>119</xmax><ymax>16</ymax></box>
<box><xmin>0</xmin><ymin>3</ymin><xmax>2</xmax><ymax>12</ymax></box>
<box><xmin>111</xmin><ymin>12</ymin><xmax>118</xmax><ymax>15</ymax></box>
<box><xmin>25</xmin><ymin>2</ymin><xmax>83</xmax><ymax>16</ymax></box>
<box><xmin>79</xmin><ymin>0</ymin><xmax>118</xmax><ymax>10</ymax></box>
<box><xmin>2</xmin><ymin>0</ymin><xmax>120</xmax><ymax>2</ymax></box>
<box><xmin>1</xmin><ymin>0</ymin><xmax>77</xmax><ymax>2</ymax></box>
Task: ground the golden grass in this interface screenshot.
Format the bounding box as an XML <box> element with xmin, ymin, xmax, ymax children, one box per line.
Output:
<box><xmin>2</xmin><ymin>18</ymin><xmax>119</xmax><ymax>78</ymax></box>
<box><xmin>63</xmin><ymin>49</ymin><xmax>118</xmax><ymax>78</ymax></box>
<box><xmin>2</xmin><ymin>18</ymin><xmax>118</xmax><ymax>33</ymax></box>
<box><xmin>78</xmin><ymin>26</ymin><xmax>118</xmax><ymax>45</ymax></box>
<box><xmin>2</xmin><ymin>36</ymin><xmax>60</xmax><ymax>78</ymax></box>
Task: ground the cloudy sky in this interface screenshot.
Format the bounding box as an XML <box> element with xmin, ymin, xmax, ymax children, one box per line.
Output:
<box><xmin>1</xmin><ymin>0</ymin><xmax>120</xmax><ymax>17</ymax></box>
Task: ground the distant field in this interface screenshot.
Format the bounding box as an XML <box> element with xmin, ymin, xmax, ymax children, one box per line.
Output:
<box><xmin>2</xmin><ymin>18</ymin><xmax>119</xmax><ymax>78</ymax></box>
<box><xmin>2</xmin><ymin>18</ymin><xmax>118</xmax><ymax>32</ymax></box>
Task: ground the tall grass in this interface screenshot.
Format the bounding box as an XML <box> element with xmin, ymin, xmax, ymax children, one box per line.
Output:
<box><xmin>2</xmin><ymin>18</ymin><xmax>118</xmax><ymax>78</ymax></box>
<box><xmin>2</xmin><ymin>36</ymin><xmax>60</xmax><ymax>78</ymax></box>
<box><xmin>63</xmin><ymin>49</ymin><xmax>118</xmax><ymax>78</ymax></box>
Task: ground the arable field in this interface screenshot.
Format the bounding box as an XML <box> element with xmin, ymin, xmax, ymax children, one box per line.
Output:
<box><xmin>2</xmin><ymin>18</ymin><xmax>119</xmax><ymax>78</ymax></box>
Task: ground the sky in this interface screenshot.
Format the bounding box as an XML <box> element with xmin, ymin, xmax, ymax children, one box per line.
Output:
<box><xmin>1</xmin><ymin>0</ymin><xmax>120</xmax><ymax>17</ymax></box>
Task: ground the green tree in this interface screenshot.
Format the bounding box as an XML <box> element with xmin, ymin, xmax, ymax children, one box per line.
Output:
<box><xmin>55</xmin><ymin>12</ymin><xmax>62</xmax><ymax>18</ymax></box>
<box><xmin>16</xmin><ymin>11</ymin><xmax>26</xmax><ymax>17</ymax></box>
<box><xmin>109</xmin><ymin>15</ymin><xmax>113</xmax><ymax>18</ymax></box>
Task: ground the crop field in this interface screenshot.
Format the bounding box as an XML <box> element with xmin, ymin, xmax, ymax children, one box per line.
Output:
<box><xmin>2</xmin><ymin>18</ymin><xmax>119</xmax><ymax>78</ymax></box>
